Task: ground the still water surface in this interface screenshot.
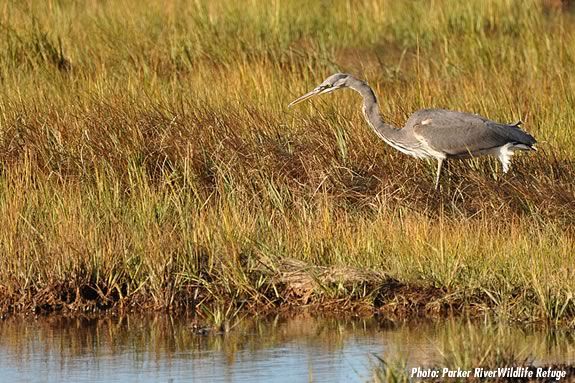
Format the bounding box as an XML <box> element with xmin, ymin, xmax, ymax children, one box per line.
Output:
<box><xmin>1</xmin><ymin>314</ymin><xmax>574</xmax><ymax>382</ymax></box>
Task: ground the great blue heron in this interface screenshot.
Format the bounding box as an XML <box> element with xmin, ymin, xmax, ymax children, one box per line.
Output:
<box><xmin>288</xmin><ymin>73</ymin><xmax>537</xmax><ymax>189</ymax></box>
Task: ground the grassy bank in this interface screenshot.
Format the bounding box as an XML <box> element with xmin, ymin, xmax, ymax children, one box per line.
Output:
<box><xmin>0</xmin><ymin>0</ymin><xmax>574</xmax><ymax>324</ymax></box>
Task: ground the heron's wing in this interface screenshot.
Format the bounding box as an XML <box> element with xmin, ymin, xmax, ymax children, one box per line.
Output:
<box><xmin>407</xmin><ymin>109</ymin><xmax>536</xmax><ymax>156</ymax></box>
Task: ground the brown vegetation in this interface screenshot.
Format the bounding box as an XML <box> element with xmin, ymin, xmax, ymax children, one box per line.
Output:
<box><xmin>0</xmin><ymin>0</ymin><xmax>574</xmax><ymax>325</ymax></box>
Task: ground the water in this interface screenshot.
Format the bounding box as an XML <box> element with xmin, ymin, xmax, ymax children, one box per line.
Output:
<box><xmin>0</xmin><ymin>314</ymin><xmax>574</xmax><ymax>382</ymax></box>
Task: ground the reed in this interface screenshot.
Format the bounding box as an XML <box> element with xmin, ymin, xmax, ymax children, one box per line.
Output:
<box><xmin>0</xmin><ymin>0</ymin><xmax>574</xmax><ymax>324</ymax></box>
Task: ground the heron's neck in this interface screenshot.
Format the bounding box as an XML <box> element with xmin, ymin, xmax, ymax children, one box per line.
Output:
<box><xmin>348</xmin><ymin>78</ymin><xmax>402</xmax><ymax>142</ymax></box>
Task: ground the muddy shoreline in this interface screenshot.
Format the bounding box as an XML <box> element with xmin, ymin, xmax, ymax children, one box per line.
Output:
<box><xmin>0</xmin><ymin>259</ymin><xmax>567</xmax><ymax>328</ymax></box>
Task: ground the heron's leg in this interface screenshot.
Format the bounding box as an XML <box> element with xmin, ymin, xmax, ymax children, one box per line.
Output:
<box><xmin>435</xmin><ymin>158</ymin><xmax>444</xmax><ymax>190</ymax></box>
<box><xmin>498</xmin><ymin>144</ymin><xmax>513</xmax><ymax>174</ymax></box>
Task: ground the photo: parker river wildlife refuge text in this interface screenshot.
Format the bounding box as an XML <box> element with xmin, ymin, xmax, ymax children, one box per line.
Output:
<box><xmin>0</xmin><ymin>0</ymin><xmax>575</xmax><ymax>382</ymax></box>
<box><xmin>411</xmin><ymin>367</ymin><xmax>568</xmax><ymax>381</ymax></box>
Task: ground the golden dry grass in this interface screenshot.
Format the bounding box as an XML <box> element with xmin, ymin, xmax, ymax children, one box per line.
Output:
<box><xmin>0</xmin><ymin>0</ymin><xmax>574</xmax><ymax>324</ymax></box>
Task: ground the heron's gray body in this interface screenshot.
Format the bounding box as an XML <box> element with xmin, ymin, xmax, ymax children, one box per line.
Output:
<box><xmin>289</xmin><ymin>73</ymin><xmax>537</xmax><ymax>189</ymax></box>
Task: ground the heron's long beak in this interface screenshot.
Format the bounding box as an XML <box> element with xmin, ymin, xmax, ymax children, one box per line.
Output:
<box><xmin>288</xmin><ymin>87</ymin><xmax>323</xmax><ymax>108</ymax></box>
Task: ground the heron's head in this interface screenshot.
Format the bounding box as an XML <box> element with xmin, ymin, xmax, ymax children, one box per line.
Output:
<box><xmin>288</xmin><ymin>73</ymin><xmax>352</xmax><ymax>107</ymax></box>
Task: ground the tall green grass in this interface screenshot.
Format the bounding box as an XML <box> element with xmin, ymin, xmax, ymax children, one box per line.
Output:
<box><xmin>0</xmin><ymin>0</ymin><xmax>574</xmax><ymax>324</ymax></box>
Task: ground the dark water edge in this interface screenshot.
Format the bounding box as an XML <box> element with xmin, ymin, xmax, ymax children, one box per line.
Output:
<box><xmin>0</xmin><ymin>313</ymin><xmax>574</xmax><ymax>382</ymax></box>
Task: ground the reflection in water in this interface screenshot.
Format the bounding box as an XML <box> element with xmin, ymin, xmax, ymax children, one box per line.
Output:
<box><xmin>0</xmin><ymin>314</ymin><xmax>574</xmax><ymax>382</ymax></box>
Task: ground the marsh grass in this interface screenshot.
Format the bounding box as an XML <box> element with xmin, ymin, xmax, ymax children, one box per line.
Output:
<box><xmin>0</xmin><ymin>0</ymin><xmax>574</xmax><ymax>324</ymax></box>
<box><xmin>373</xmin><ymin>320</ymin><xmax>575</xmax><ymax>382</ymax></box>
